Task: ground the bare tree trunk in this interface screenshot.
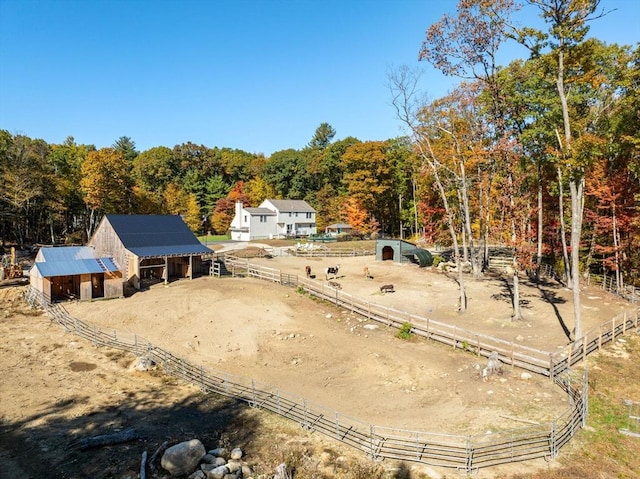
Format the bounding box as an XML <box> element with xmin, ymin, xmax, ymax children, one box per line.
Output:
<box><xmin>536</xmin><ymin>166</ymin><xmax>543</xmax><ymax>281</ymax></box>
<box><xmin>460</xmin><ymin>161</ymin><xmax>481</xmax><ymax>277</ymax></box>
<box><xmin>557</xmin><ymin>168</ymin><xmax>571</xmax><ymax>287</ymax></box>
<box><xmin>613</xmin><ymin>200</ymin><xmax>621</xmax><ymax>294</ymax></box>
<box><xmin>569</xmin><ymin>179</ymin><xmax>584</xmax><ymax>340</ymax></box>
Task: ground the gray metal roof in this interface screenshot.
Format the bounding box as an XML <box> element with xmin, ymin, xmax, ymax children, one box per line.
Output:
<box><xmin>105</xmin><ymin>214</ymin><xmax>212</xmax><ymax>258</ymax></box>
<box><xmin>264</xmin><ymin>199</ymin><xmax>315</xmax><ymax>213</ymax></box>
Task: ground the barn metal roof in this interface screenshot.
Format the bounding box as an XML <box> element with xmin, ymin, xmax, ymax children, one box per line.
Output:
<box><xmin>105</xmin><ymin>214</ymin><xmax>212</xmax><ymax>258</ymax></box>
<box><xmin>32</xmin><ymin>246</ymin><xmax>120</xmax><ymax>278</ymax></box>
<box><xmin>39</xmin><ymin>245</ymin><xmax>97</xmax><ymax>262</ymax></box>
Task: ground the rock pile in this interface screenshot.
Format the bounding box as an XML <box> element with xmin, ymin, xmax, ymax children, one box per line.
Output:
<box><xmin>158</xmin><ymin>441</ymin><xmax>259</xmax><ymax>478</ymax></box>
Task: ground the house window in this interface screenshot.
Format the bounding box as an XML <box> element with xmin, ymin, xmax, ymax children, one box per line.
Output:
<box><xmin>306</xmin><ymin>212</ymin><xmax>312</xmax><ymax>219</ymax></box>
<box><xmin>295</xmin><ymin>212</ymin><xmax>299</xmax><ymax>217</ymax></box>
<box><xmin>289</xmin><ymin>212</ymin><xmax>292</xmax><ymax>217</ymax></box>
<box><xmin>260</xmin><ymin>215</ymin><xmax>267</xmax><ymax>223</ymax></box>
<box><xmin>244</xmin><ymin>215</ymin><xmax>247</xmax><ymax>222</ymax></box>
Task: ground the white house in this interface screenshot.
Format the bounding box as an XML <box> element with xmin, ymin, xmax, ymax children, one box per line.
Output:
<box><xmin>229</xmin><ymin>199</ymin><xmax>317</xmax><ymax>241</ymax></box>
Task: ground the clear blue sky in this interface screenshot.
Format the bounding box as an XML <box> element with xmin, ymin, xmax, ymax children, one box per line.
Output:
<box><xmin>1</xmin><ymin>0</ymin><xmax>638</xmax><ymax>156</ymax></box>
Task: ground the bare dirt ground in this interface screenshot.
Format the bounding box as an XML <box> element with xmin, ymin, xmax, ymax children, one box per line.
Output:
<box><xmin>0</xmin><ymin>251</ymin><xmax>636</xmax><ymax>478</ymax></box>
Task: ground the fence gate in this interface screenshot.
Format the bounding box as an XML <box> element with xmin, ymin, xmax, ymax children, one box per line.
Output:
<box><xmin>620</xmin><ymin>400</ymin><xmax>640</xmax><ymax>438</ymax></box>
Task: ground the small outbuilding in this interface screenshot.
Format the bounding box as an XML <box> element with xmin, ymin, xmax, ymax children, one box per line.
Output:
<box><xmin>375</xmin><ymin>239</ymin><xmax>433</xmax><ymax>267</ymax></box>
<box><xmin>29</xmin><ymin>246</ymin><xmax>122</xmax><ymax>304</ymax></box>
<box><xmin>89</xmin><ymin>214</ymin><xmax>212</xmax><ymax>290</ymax></box>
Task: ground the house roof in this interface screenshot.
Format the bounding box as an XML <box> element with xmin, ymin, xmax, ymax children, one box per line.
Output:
<box><xmin>34</xmin><ymin>246</ymin><xmax>119</xmax><ymax>277</ymax></box>
<box><xmin>245</xmin><ymin>208</ymin><xmax>276</xmax><ymax>216</ymax></box>
<box><xmin>264</xmin><ymin>199</ymin><xmax>315</xmax><ymax>213</ymax></box>
<box><xmin>104</xmin><ymin>214</ymin><xmax>212</xmax><ymax>258</ymax></box>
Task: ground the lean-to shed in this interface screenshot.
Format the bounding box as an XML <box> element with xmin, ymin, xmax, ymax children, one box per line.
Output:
<box><xmin>29</xmin><ymin>246</ymin><xmax>122</xmax><ymax>304</ymax></box>
<box><xmin>88</xmin><ymin>214</ymin><xmax>212</xmax><ymax>289</ymax></box>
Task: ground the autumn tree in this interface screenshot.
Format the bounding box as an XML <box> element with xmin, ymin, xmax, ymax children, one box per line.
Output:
<box><xmin>0</xmin><ymin>133</ymin><xmax>49</xmax><ymax>245</ymax></box>
<box><xmin>504</xmin><ymin>0</ymin><xmax>610</xmax><ymax>338</ymax></box>
<box><xmin>46</xmin><ymin>136</ymin><xmax>93</xmax><ymax>243</ymax></box>
<box><xmin>80</xmin><ymin>147</ymin><xmax>132</xmax><ymax>237</ymax></box>
<box><xmin>210</xmin><ymin>182</ymin><xmax>249</xmax><ymax>235</ymax></box>
<box><xmin>341</xmin><ymin>141</ymin><xmax>396</xmax><ymax>232</ymax></box>
<box><xmin>132</xmin><ymin>146</ymin><xmax>178</xmax><ymax>199</ymax></box>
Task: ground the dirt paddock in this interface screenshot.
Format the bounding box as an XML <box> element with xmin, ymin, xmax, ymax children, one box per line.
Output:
<box><xmin>1</xmin><ymin>251</ymin><xmax>634</xmax><ymax>477</ymax></box>
<box><xmin>63</xmin><ymin>253</ymin><xmax>631</xmax><ymax>433</ymax></box>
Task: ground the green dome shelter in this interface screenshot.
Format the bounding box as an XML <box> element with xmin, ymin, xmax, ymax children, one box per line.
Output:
<box><xmin>375</xmin><ymin>239</ymin><xmax>434</xmax><ymax>267</ymax></box>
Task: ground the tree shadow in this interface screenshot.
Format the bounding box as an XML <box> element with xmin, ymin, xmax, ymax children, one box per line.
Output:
<box><xmin>0</xmin><ymin>382</ymin><xmax>257</xmax><ymax>477</ymax></box>
<box><xmin>490</xmin><ymin>277</ymin><xmax>532</xmax><ymax>309</ymax></box>
<box><xmin>536</xmin><ymin>284</ymin><xmax>572</xmax><ymax>341</ymax></box>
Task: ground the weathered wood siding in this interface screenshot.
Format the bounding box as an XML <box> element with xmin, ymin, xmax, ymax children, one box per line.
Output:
<box><xmin>89</xmin><ymin>217</ymin><xmax>130</xmax><ymax>279</ymax></box>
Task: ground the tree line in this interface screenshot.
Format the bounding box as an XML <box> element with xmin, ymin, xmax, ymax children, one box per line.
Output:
<box><xmin>1</xmin><ymin>0</ymin><xmax>638</xmax><ymax>323</ymax></box>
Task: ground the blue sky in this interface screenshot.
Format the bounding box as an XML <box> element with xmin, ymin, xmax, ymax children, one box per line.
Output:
<box><xmin>1</xmin><ymin>0</ymin><xmax>638</xmax><ymax>156</ymax></box>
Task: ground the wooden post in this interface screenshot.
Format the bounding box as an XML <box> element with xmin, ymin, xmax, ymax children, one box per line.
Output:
<box><xmin>511</xmin><ymin>343</ymin><xmax>514</xmax><ymax>369</ymax></box>
<box><xmin>598</xmin><ymin>323</ymin><xmax>602</xmax><ymax>350</ymax></box>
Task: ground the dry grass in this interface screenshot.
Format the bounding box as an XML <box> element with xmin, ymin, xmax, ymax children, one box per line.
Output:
<box><xmin>492</xmin><ymin>334</ymin><xmax>640</xmax><ymax>479</ymax></box>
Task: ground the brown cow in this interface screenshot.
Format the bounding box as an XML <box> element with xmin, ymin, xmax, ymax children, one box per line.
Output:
<box><xmin>305</xmin><ymin>265</ymin><xmax>311</xmax><ymax>278</ymax></box>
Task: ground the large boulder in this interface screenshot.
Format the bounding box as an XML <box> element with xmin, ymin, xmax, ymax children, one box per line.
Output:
<box><xmin>161</xmin><ymin>439</ymin><xmax>206</xmax><ymax>476</ymax></box>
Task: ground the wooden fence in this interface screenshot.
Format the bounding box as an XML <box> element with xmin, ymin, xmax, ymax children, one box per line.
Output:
<box><xmin>26</xmin><ymin>286</ymin><xmax>589</xmax><ymax>473</ymax></box>
<box><xmin>289</xmin><ymin>248</ymin><xmax>375</xmax><ymax>258</ymax></box>
<box><xmin>224</xmin><ymin>256</ymin><xmax>638</xmax><ymax>379</ymax></box>
<box><xmin>586</xmin><ymin>273</ymin><xmax>639</xmax><ymax>304</ymax></box>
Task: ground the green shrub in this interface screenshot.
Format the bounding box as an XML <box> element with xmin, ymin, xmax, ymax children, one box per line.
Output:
<box><xmin>396</xmin><ymin>322</ymin><xmax>413</xmax><ymax>340</ymax></box>
<box><xmin>432</xmin><ymin>255</ymin><xmax>444</xmax><ymax>267</ymax></box>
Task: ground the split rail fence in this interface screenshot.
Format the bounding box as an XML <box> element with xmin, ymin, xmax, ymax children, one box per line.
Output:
<box><xmin>223</xmin><ymin>256</ymin><xmax>639</xmax><ymax>379</ymax></box>
<box><xmin>27</xmin><ymin>285</ymin><xmax>588</xmax><ymax>473</ymax></box>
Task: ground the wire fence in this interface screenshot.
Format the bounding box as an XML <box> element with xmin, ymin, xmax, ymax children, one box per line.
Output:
<box><xmin>25</xmin><ymin>285</ymin><xmax>589</xmax><ymax>473</ymax></box>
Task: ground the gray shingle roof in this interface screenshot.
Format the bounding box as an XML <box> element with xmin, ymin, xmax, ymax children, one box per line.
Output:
<box><xmin>245</xmin><ymin>208</ymin><xmax>276</xmax><ymax>215</ymax></box>
<box><xmin>265</xmin><ymin>199</ymin><xmax>315</xmax><ymax>212</ymax></box>
<box><xmin>105</xmin><ymin>214</ymin><xmax>212</xmax><ymax>258</ymax></box>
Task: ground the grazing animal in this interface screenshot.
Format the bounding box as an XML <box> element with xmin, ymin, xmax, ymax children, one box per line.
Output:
<box><xmin>305</xmin><ymin>265</ymin><xmax>311</xmax><ymax>278</ymax></box>
<box><xmin>328</xmin><ymin>281</ymin><xmax>342</xmax><ymax>290</ymax></box>
<box><xmin>380</xmin><ymin>284</ymin><xmax>394</xmax><ymax>294</ymax></box>
<box><xmin>482</xmin><ymin>351</ymin><xmax>503</xmax><ymax>381</ymax></box>
<box><xmin>363</xmin><ymin>266</ymin><xmax>373</xmax><ymax>279</ymax></box>
<box><xmin>325</xmin><ymin>264</ymin><xmax>340</xmax><ymax>280</ymax></box>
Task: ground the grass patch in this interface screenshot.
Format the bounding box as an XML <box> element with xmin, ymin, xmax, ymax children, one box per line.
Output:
<box><xmin>396</xmin><ymin>322</ymin><xmax>414</xmax><ymax>340</ymax></box>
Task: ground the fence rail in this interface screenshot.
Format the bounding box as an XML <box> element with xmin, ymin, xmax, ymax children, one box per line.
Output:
<box><xmin>587</xmin><ymin>273</ymin><xmax>639</xmax><ymax>304</ymax></box>
<box><xmin>289</xmin><ymin>248</ymin><xmax>375</xmax><ymax>258</ymax></box>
